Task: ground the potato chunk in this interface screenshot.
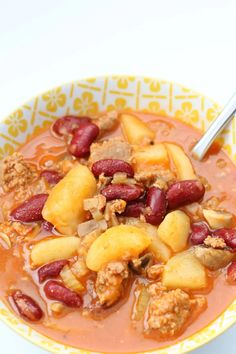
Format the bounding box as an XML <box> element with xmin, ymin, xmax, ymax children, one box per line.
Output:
<box><xmin>42</xmin><ymin>164</ymin><xmax>97</xmax><ymax>235</ymax></box>
<box><xmin>165</xmin><ymin>143</ymin><xmax>196</xmax><ymax>180</ymax></box>
<box><xmin>138</xmin><ymin>222</ymin><xmax>171</xmax><ymax>262</ymax></box>
<box><xmin>157</xmin><ymin>210</ymin><xmax>190</xmax><ymax>252</ymax></box>
<box><xmin>148</xmin><ymin>234</ymin><xmax>172</xmax><ymax>263</ymax></box>
<box><xmin>162</xmin><ymin>252</ymin><xmax>207</xmax><ymax>290</ymax></box>
<box><xmin>120</xmin><ymin>113</ymin><xmax>155</xmax><ymax>145</ymax></box>
<box><xmin>133</xmin><ymin>144</ymin><xmax>169</xmax><ymax>169</ymax></box>
<box><xmin>30</xmin><ymin>236</ymin><xmax>80</xmax><ymax>268</ymax></box>
<box><xmin>202</xmin><ymin>209</ymin><xmax>233</xmax><ymax>229</ymax></box>
<box><xmin>122</xmin><ymin>220</ymin><xmax>171</xmax><ymax>263</ymax></box>
<box><xmin>86</xmin><ymin>225</ymin><xmax>151</xmax><ymax>271</ymax></box>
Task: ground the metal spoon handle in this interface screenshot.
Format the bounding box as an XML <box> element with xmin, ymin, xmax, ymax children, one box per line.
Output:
<box><xmin>192</xmin><ymin>92</ymin><xmax>236</xmax><ymax>160</ymax></box>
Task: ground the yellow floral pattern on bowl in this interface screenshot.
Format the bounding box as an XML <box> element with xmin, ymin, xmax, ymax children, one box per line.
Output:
<box><xmin>175</xmin><ymin>102</ymin><xmax>199</xmax><ymax>124</ymax></box>
<box><xmin>0</xmin><ymin>76</ymin><xmax>235</xmax><ymax>354</ymax></box>
<box><xmin>73</xmin><ymin>92</ymin><xmax>99</xmax><ymax>115</ymax></box>
<box><xmin>42</xmin><ymin>87</ymin><xmax>67</xmax><ymax>113</ymax></box>
<box><xmin>5</xmin><ymin>109</ymin><xmax>27</xmax><ymax>137</ymax></box>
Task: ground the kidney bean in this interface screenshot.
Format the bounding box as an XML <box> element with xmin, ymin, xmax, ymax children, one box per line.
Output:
<box><xmin>101</xmin><ymin>184</ymin><xmax>143</xmax><ymax>202</ymax></box>
<box><xmin>145</xmin><ymin>187</ymin><xmax>167</xmax><ymax>225</ymax></box>
<box><xmin>227</xmin><ymin>261</ymin><xmax>236</xmax><ymax>284</ymax></box>
<box><xmin>38</xmin><ymin>260</ymin><xmax>68</xmax><ymax>283</ymax></box>
<box><xmin>52</xmin><ymin>115</ymin><xmax>91</xmax><ymax>136</ymax></box>
<box><xmin>40</xmin><ymin>170</ymin><xmax>62</xmax><ymax>185</ymax></box>
<box><xmin>190</xmin><ymin>222</ymin><xmax>210</xmax><ymax>245</ymax></box>
<box><xmin>92</xmin><ymin>159</ymin><xmax>134</xmax><ymax>178</ymax></box>
<box><xmin>167</xmin><ymin>180</ymin><xmax>205</xmax><ymax>209</ymax></box>
<box><xmin>123</xmin><ymin>201</ymin><xmax>145</xmax><ymax>217</ymax></box>
<box><xmin>68</xmin><ymin>123</ymin><xmax>99</xmax><ymax>158</ymax></box>
<box><xmin>10</xmin><ymin>194</ymin><xmax>48</xmax><ymax>222</ymax></box>
<box><xmin>44</xmin><ymin>280</ymin><xmax>82</xmax><ymax>307</ymax></box>
<box><xmin>212</xmin><ymin>228</ymin><xmax>236</xmax><ymax>250</ymax></box>
<box><xmin>42</xmin><ymin>220</ymin><xmax>54</xmax><ymax>232</ymax></box>
<box><xmin>12</xmin><ymin>290</ymin><xmax>43</xmax><ymax>321</ymax></box>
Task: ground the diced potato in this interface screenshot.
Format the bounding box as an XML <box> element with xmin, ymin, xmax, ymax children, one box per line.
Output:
<box><xmin>120</xmin><ymin>113</ymin><xmax>155</xmax><ymax>145</ymax></box>
<box><xmin>86</xmin><ymin>225</ymin><xmax>151</xmax><ymax>271</ymax></box>
<box><xmin>30</xmin><ymin>236</ymin><xmax>80</xmax><ymax>268</ymax></box>
<box><xmin>123</xmin><ymin>220</ymin><xmax>171</xmax><ymax>263</ymax></box>
<box><xmin>133</xmin><ymin>144</ymin><xmax>169</xmax><ymax>169</ymax></box>
<box><xmin>42</xmin><ymin>164</ymin><xmax>97</xmax><ymax>235</ymax></box>
<box><xmin>162</xmin><ymin>252</ymin><xmax>207</xmax><ymax>290</ymax></box>
<box><xmin>157</xmin><ymin>210</ymin><xmax>190</xmax><ymax>252</ymax></box>
<box><xmin>135</xmin><ymin>222</ymin><xmax>158</xmax><ymax>238</ymax></box>
<box><xmin>165</xmin><ymin>143</ymin><xmax>197</xmax><ymax>180</ymax></box>
<box><xmin>202</xmin><ymin>209</ymin><xmax>233</xmax><ymax>229</ymax></box>
<box><xmin>60</xmin><ymin>265</ymin><xmax>84</xmax><ymax>292</ymax></box>
<box><xmin>148</xmin><ymin>233</ymin><xmax>172</xmax><ymax>263</ymax></box>
<box><xmin>136</xmin><ymin>222</ymin><xmax>171</xmax><ymax>263</ymax></box>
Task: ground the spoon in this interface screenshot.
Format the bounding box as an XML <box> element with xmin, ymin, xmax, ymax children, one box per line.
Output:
<box><xmin>192</xmin><ymin>92</ymin><xmax>236</xmax><ymax>160</ymax></box>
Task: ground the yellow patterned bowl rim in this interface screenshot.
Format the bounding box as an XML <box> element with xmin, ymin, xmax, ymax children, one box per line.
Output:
<box><xmin>0</xmin><ymin>75</ymin><xmax>235</xmax><ymax>354</ymax></box>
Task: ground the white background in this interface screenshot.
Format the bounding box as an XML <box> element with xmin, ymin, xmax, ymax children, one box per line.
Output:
<box><xmin>0</xmin><ymin>0</ymin><xmax>235</xmax><ymax>353</ymax></box>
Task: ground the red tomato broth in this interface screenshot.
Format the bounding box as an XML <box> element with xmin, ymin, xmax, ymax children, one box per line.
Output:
<box><xmin>0</xmin><ymin>112</ymin><xmax>235</xmax><ymax>353</ymax></box>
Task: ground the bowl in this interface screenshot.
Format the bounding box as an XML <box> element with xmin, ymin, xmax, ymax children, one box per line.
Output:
<box><xmin>0</xmin><ymin>76</ymin><xmax>235</xmax><ymax>354</ymax></box>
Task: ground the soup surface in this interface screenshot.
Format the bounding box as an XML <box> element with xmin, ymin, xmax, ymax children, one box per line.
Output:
<box><xmin>0</xmin><ymin>111</ymin><xmax>235</xmax><ymax>353</ymax></box>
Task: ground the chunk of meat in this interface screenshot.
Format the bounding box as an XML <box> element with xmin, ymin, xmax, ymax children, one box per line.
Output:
<box><xmin>134</xmin><ymin>169</ymin><xmax>175</xmax><ymax>189</ymax></box>
<box><xmin>72</xmin><ymin>231</ymin><xmax>103</xmax><ymax>279</ymax></box>
<box><xmin>93</xmin><ymin>111</ymin><xmax>118</xmax><ymax>133</ymax></box>
<box><xmin>2</xmin><ymin>153</ymin><xmax>37</xmax><ymax>193</ymax></box>
<box><xmin>146</xmin><ymin>264</ymin><xmax>164</xmax><ymax>280</ymax></box>
<box><xmin>0</xmin><ymin>221</ymin><xmax>36</xmax><ymax>246</ymax></box>
<box><xmin>148</xmin><ymin>282</ymin><xmax>166</xmax><ymax>296</ymax></box>
<box><xmin>106</xmin><ymin>199</ymin><xmax>127</xmax><ymax>214</ymax></box>
<box><xmin>11</xmin><ymin>221</ymin><xmax>35</xmax><ymax>237</ymax></box>
<box><xmin>104</xmin><ymin>199</ymin><xmax>127</xmax><ymax>226</ymax></box>
<box><xmin>89</xmin><ymin>138</ymin><xmax>132</xmax><ymax>165</ymax></box>
<box><xmin>97</xmin><ymin>173</ymin><xmax>112</xmax><ymax>190</ymax></box>
<box><xmin>193</xmin><ymin>246</ymin><xmax>234</xmax><ymax>270</ymax></box>
<box><xmin>147</xmin><ymin>283</ymin><xmax>206</xmax><ymax>336</ymax></box>
<box><xmin>204</xmin><ymin>235</ymin><xmax>226</xmax><ymax>249</ymax></box>
<box><xmin>95</xmin><ymin>262</ymin><xmax>129</xmax><ymax>306</ymax></box>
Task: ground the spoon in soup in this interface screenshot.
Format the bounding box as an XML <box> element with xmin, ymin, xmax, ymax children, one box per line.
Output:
<box><xmin>192</xmin><ymin>92</ymin><xmax>236</xmax><ymax>160</ymax></box>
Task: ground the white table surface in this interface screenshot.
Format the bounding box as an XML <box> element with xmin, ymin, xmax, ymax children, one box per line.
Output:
<box><xmin>0</xmin><ymin>0</ymin><xmax>235</xmax><ymax>353</ymax></box>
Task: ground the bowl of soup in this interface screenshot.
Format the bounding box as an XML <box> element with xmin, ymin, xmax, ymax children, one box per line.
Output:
<box><xmin>0</xmin><ymin>76</ymin><xmax>235</xmax><ymax>354</ymax></box>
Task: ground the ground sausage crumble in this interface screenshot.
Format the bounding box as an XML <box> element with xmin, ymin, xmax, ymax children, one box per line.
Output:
<box><xmin>95</xmin><ymin>261</ymin><xmax>129</xmax><ymax>306</ymax></box>
<box><xmin>147</xmin><ymin>283</ymin><xmax>207</xmax><ymax>336</ymax></box>
<box><xmin>2</xmin><ymin>153</ymin><xmax>37</xmax><ymax>193</ymax></box>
